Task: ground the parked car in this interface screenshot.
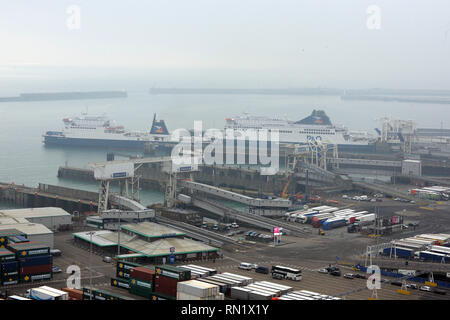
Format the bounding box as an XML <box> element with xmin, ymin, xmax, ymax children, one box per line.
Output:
<box><xmin>255</xmin><ymin>265</ymin><xmax>269</xmax><ymax>274</ymax></box>
<box><xmin>239</xmin><ymin>262</ymin><xmax>254</xmax><ymax>270</ymax></box>
<box><xmin>52</xmin><ymin>266</ymin><xmax>62</xmax><ymax>273</ymax></box>
<box><xmin>419</xmin><ymin>286</ymin><xmax>432</xmax><ymax>292</ymax></box>
<box><xmin>318</xmin><ymin>268</ymin><xmax>328</xmax><ymax>274</ymax></box>
<box><xmin>391</xmin><ymin>281</ymin><xmax>403</xmax><ymax>286</ymax></box>
<box><xmin>272</xmin><ymin>273</ymin><xmax>284</xmax><ymax>280</ymax></box>
<box><xmin>50</xmin><ymin>249</ymin><xmax>62</xmax><ymax>257</ymax></box>
<box><xmin>406</xmin><ymin>284</ymin><xmax>418</xmax><ymax>290</ymax></box>
<box><xmin>381</xmin><ymin>279</ymin><xmax>389</xmax><ymax>283</ymax></box>
<box><xmin>354</xmin><ymin>274</ymin><xmax>366</xmax><ymax>279</ymax></box>
<box><xmin>344</xmin><ymin>273</ymin><xmax>354</xmax><ymax>279</ymax></box>
<box><xmin>330</xmin><ymin>270</ymin><xmax>341</xmax><ymax>276</ymax></box>
<box><xmin>103</xmin><ymin>256</ymin><xmax>112</xmax><ymax>263</ymax></box>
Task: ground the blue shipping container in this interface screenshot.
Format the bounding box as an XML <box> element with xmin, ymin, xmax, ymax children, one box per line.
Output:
<box><xmin>19</xmin><ymin>255</ymin><xmax>53</xmax><ymax>267</ymax></box>
<box><xmin>1</xmin><ymin>261</ymin><xmax>19</xmax><ymax>272</ymax></box>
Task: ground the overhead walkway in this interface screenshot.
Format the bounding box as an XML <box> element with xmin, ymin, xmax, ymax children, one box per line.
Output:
<box><xmin>191</xmin><ymin>196</ymin><xmax>309</xmax><ymax>236</ymax></box>
<box><xmin>179</xmin><ymin>180</ymin><xmax>291</xmax><ymax>208</ymax></box>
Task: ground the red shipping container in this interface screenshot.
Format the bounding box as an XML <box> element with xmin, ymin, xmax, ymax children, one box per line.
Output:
<box><xmin>62</xmin><ymin>288</ymin><xmax>83</xmax><ymax>300</ymax></box>
<box><xmin>154</xmin><ymin>275</ymin><xmax>179</xmax><ymax>298</ymax></box>
<box><xmin>130</xmin><ymin>267</ymin><xmax>155</xmax><ymax>282</ymax></box>
<box><xmin>20</xmin><ymin>264</ymin><xmax>52</xmax><ymax>275</ymax></box>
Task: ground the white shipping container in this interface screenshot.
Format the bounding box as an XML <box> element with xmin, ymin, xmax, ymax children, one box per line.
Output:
<box><xmin>230</xmin><ymin>287</ymin><xmax>251</xmax><ymax>300</ymax></box>
<box><xmin>248</xmin><ymin>290</ymin><xmax>274</xmax><ymax>300</ymax></box>
<box><xmin>177</xmin><ymin>280</ymin><xmax>219</xmax><ymax>297</ymax></box>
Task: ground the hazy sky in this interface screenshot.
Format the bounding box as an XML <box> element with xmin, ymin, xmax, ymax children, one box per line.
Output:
<box><xmin>1</xmin><ymin>1</ymin><xmax>450</xmax><ymax>89</ymax></box>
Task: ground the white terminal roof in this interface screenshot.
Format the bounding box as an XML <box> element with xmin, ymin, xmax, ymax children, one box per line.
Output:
<box><xmin>72</xmin><ymin>230</ymin><xmax>118</xmax><ymax>247</ymax></box>
<box><xmin>120</xmin><ymin>221</ymin><xmax>186</xmax><ymax>238</ymax></box>
<box><xmin>73</xmin><ymin>223</ymin><xmax>219</xmax><ymax>256</ymax></box>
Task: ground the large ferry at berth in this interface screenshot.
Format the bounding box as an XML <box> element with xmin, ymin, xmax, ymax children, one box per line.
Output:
<box><xmin>224</xmin><ymin>110</ymin><xmax>377</xmax><ymax>152</ymax></box>
<box><xmin>43</xmin><ymin>113</ymin><xmax>172</xmax><ymax>148</ymax></box>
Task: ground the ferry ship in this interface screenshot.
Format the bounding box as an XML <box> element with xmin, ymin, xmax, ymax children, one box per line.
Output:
<box><xmin>44</xmin><ymin>110</ymin><xmax>377</xmax><ymax>153</ymax></box>
<box><xmin>224</xmin><ymin>110</ymin><xmax>377</xmax><ymax>152</ymax></box>
<box><xmin>43</xmin><ymin>113</ymin><xmax>172</xmax><ymax>148</ymax></box>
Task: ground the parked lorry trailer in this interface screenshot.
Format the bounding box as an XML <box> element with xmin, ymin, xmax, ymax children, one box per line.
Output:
<box><xmin>382</xmin><ymin>246</ymin><xmax>415</xmax><ymax>258</ymax></box>
<box><xmin>27</xmin><ymin>287</ymin><xmax>68</xmax><ymax>300</ymax></box>
<box><xmin>322</xmin><ymin>218</ymin><xmax>346</xmax><ymax>230</ymax></box>
<box><xmin>416</xmin><ymin>251</ymin><xmax>450</xmax><ymax>263</ymax></box>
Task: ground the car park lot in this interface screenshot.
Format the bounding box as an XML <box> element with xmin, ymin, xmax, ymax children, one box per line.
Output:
<box><xmin>195</xmin><ymin>258</ymin><xmax>450</xmax><ymax>300</ymax></box>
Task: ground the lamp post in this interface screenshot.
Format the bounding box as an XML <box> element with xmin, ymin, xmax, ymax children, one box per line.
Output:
<box><xmin>87</xmin><ymin>231</ymin><xmax>95</xmax><ymax>300</ymax></box>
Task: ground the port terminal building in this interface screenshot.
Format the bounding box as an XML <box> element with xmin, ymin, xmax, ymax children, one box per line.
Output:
<box><xmin>72</xmin><ymin>221</ymin><xmax>220</xmax><ymax>263</ymax></box>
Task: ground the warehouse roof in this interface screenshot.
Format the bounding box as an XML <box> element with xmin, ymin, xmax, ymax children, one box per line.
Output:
<box><xmin>120</xmin><ymin>221</ymin><xmax>186</xmax><ymax>238</ymax></box>
<box><xmin>0</xmin><ymin>223</ymin><xmax>53</xmax><ymax>236</ymax></box>
<box><xmin>0</xmin><ymin>207</ymin><xmax>71</xmax><ymax>220</ymax></box>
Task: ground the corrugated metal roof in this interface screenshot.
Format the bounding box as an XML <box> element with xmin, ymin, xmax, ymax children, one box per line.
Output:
<box><xmin>120</xmin><ymin>221</ymin><xmax>186</xmax><ymax>238</ymax></box>
<box><xmin>0</xmin><ymin>207</ymin><xmax>71</xmax><ymax>219</ymax></box>
<box><xmin>72</xmin><ymin>231</ymin><xmax>118</xmax><ymax>247</ymax></box>
<box><xmin>73</xmin><ymin>223</ymin><xmax>218</xmax><ymax>256</ymax></box>
<box><xmin>0</xmin><ymin>223</ymin><xmax>52</xmax><ymax>235</ymax></box>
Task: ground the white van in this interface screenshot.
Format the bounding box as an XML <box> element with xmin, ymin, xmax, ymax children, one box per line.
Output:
<box><xmin>239</xmin><ymin>262</ymin><xmax>254</xmax><ymax>270</ymax></box>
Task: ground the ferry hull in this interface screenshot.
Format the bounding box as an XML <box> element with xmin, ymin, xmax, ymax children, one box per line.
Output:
<box><xmin>44</xmin><ymin>135</ymin><xmax>376</xmax><ymax>153</ymax></box>
<box><xmin>44</xmin><ymin>135</ymin><xmax>147</xmax><ymax>149</ymax></box>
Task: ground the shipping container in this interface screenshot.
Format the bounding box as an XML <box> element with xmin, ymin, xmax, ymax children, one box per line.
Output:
<box><xmin>18</xmin><ymin>255</ymin><xmax>53</xmax><ymax>267</ymax></box>
<box><xmin>20</xmin><ymin>272</ymin><xmax>52</xmax><ymax>283</ymax></box>
<box><xmin>1</xmin><ymin>261</ymin><xmax>19</xmax><ymax>275</ymax></box>
<box><xmin>195</xmin><ymin>278</ymin><xmax>228</xmax><ymax>294</ymax></box>
<box><xmin>154</xmin><ymin>274</ymin><xmax>179</xmax><ymax>298</ymax></box>
<box><xmin>62</xmin><ymin>287</ymin><xmax>83</xmax><ymax>300</ymax></box>
<box><xmin>130</xmin><ymin>266</ymin><xmax>155</xmax><ymax>282</ymax></box>
<box><xmin>130</xmin><ymin>278</ymin><xmax>153</xmax><ymax>291</ymax></box>
<box><xmin>1</xmin><ymin>275</ymin><xmax>19</xmax><ymax>286</ymax></box>
<box><xmin>230</xmin><ymin>287</ymin><xmax>251</xmax><ymax>300</ymax></box>
<box><xmin>117</xmin><ymin>261</ymin><xmax>141</xmax><ymax>271</ymax></box>
<box><xmin>244</xmin><ymin>284</ymin><xmax>280</xmax><ymax>296</ymax></box>
<box><xmin>82</xmin><ymin>287</ymin><xmax>134</xmax><ymax>300</ymax></box>
<box><xmin>248</xmin><ymin>289</ymin><xmax>274</xmax><ymax>300</ymax></box>
<box><xmin>255</xmin><ymin>281</ymin><xmax>292</xmax><ymax>294</ymax></box>
<box><xmin>155</xmin><ymin>265</ymin><xmax>191</xmax><ymax>281</ymax></box>
<box><xmin>219</xmin><ymin>272</ymin><xmax>254</xmax><ymax>286</ymax></box>
<box><xmin>177</xmin><ymin>280</ymin><xmax>219</xmax><ymax>298</ymax></box>
<box><xmin>184</xmin><ymin>265</ymin><xmax>217</xmax><ymax>276</ymax></box>
<box><xmin>116</xmin><ymin>270</ymin><xmax>131</xmax><ymax>279</ymax></box>
<box><xmin>0</xmin><ymin>249</ymin><xmax>16</xmax><ymax>262</ymax></box>
<box><xmin>20</xmin><ymin>264</ymin><xmax>52</xmax><ymax>275</ymax></box>
<box><xmin>7</xmin><ymin>242</ymin><xmax>50</xmax><ymax>258</ymax></box>
<box><xmin>150</xmin><ymin>292</ymin><xmax>176</xmax><ymax>301</ymax></box>
<box><xmin>111</xmin><ymin>277</ymin><xmax>131</xmax><ymax>290</ymax></box>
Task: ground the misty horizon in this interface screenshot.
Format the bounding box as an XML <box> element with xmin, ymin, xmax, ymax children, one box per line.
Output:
<box><xmin>1</xmin><ymin>1</ymin><xmax>450</xmax><ymax>91</ymax></box>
